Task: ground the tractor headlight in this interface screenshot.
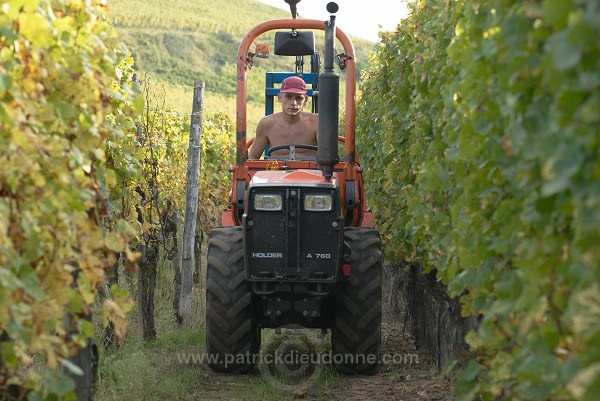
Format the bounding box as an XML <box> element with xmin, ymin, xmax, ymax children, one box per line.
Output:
<box><xmin>304</xmin><ymin>194</ymin><xmax>333</xmax><ymax>211</ymax></box>
<box><xmin>254</xmin><ymin>194</ymin><xmax>283</xmax><ymax>211</ymax></box>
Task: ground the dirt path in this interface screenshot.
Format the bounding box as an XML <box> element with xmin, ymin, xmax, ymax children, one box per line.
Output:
<box><xmin>312</xmin><ymin>321</ymin><xmax>453</xmax><ymax>401</ymax></box>
<box><xmin>195</xmin><ymin>319</ymin><xmax>454</xmax><ymax>401</ymax></box>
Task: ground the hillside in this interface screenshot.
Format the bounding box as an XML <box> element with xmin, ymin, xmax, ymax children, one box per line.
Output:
<box><xmin>108</xmin><ymin>0</ymin><xmax>377</xmax><ymax>128</ymax></box>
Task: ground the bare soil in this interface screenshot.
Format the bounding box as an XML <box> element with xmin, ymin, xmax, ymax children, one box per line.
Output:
<box><xmin>311</xmin><ymin>321</ymin><xmax>454</xmax><ymax>401</ymax></box>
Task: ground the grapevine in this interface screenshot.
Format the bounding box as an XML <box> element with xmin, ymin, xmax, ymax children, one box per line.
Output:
<box><xmin>358</xmin><ymin>1</ymin><xmax>600</xmax><ymax>399</ymax></box>
<box><xmin>1</xmin><ymin>0</ymin><xmax>141</xmax><ymax>397</ymax></box>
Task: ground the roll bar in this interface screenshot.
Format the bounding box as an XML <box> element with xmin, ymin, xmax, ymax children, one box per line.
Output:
<box><xmin>235</xmin><ymin>19</ymin><xmax>356</xmax><ymax>166</ymax></box>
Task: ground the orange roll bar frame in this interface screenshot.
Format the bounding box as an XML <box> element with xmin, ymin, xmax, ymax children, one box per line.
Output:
<box><xmin>235</xmin><ymin>19</ymin><xmax>356</xmax><ymax>166</ymax></box>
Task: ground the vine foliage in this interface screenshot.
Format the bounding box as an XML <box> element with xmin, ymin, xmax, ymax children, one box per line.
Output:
<box><xmin>1</xmin><ymin>0</ymin><xmax>141</xmax><ymax>397</ymax></box>
<box><xmin>358</xmin><ymin>0</ymin><xmax>600</xmax><ymax>399</ymax></box>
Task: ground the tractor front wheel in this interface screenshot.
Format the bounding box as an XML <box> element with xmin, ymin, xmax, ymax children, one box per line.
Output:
<box><xmin>205</xmin><ymin>227</ymin><xmax>259</xmax><ymax>373</ymax></box>
<box><xmin>332</xmin><ymin>227</ymin><xmax>382</xmax><ymax>375</ymax></box>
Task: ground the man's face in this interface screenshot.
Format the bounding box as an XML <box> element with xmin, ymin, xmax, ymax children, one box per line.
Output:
<box><xmin>278</xmin><ymin>92</ymin><xmax>307</xmax><ymax>116</ymax></box>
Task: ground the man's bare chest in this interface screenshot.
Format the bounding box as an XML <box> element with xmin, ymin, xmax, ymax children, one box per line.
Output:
<box><xmin>269</xmin><ymin>122</ymin><xmax>316</xmax><ymax>145</ymax></box>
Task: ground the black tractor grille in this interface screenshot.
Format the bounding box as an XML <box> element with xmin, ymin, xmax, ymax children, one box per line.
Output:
<box><xmin>243</xmin><ymin>186</ymin><xmax>343</xmax><ymax>282</ymax></box>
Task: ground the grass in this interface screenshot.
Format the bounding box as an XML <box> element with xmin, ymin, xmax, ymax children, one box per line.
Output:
<box><xmin>94</xmin><ymin>278</ymin><xmax>344</xmax><ymax>401</ymax></box>
<box><xmin>94</xmin><ymin>295</ymin><xmax>205</xmax><ymax>400</ymax></box>
<box><xmin>157</xmin><ymin>82</ymin><xmax>267</xmax><ymax>137</ymax></box>
<box><xmin>94</xmin><ymin>310</ymin><xmax>342</xmax><ymax>400</ymax></box>
<box><xmin>230</xmin><ymin>377</ymin><xmax>288</xmax><ymax>401</ymax></box>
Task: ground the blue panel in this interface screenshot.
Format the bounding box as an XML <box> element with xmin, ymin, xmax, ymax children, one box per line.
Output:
<box><xmin>265</xmin><ymin>73</ymin><xmax>275</xmax><ymax>116</ymax></box>
<box><xmin>265</xmin><ymin>72</ymin><xmax>319</xmax><ymax>108</ymax></box>
<box><xmin>269</xmin><ymin>72</ymin><xmax>318</xmax><ymax>85</ymax></box>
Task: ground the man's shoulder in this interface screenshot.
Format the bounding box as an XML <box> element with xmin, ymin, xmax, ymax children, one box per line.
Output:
<box><xmin>302</xmin><ymin>112</ymin><xmax>318</xmax><ymax>126</ymax></box>
<box><xmin>259</xmin><ymin>113</ymin><xmax>281</xmax><ymax>125</ymax></box>
<box><xmin>263</xmin><ymin>112</ymin><xmax>283</xmax><ymax>119</ymax></box>
<box><xmin>257</xmin><ymin>113</ymin><xmax>279</xmax><ymax>129</ymax></box>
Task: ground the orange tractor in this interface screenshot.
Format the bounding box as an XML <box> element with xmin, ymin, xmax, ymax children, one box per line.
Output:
<box><xmin>205</xmin><ymin>1</ymin><xmax>382</xmax><ymax>375</ymax></box>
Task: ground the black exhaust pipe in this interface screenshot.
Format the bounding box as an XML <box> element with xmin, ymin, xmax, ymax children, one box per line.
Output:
<box><xmin>317</xmin><ymin>2</ymin><xmax>340</xmax><ymax>181</ymax></box>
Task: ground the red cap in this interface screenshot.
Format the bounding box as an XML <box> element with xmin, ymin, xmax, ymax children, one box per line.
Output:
<box><xmin>280</xmin><ymin>76</ymin><xmax>307</xmax><ymax>94</ymax></box>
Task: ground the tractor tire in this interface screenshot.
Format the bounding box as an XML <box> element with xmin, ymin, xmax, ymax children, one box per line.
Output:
<box><xmin>332</xmin><ymin>227</ymin><xmax>382</xmax><ymax>375</ymax></box>
<box><xmin>206</xmin><ymin>227</ymin><xmax>259</xmax><ymax>373</ymax></box>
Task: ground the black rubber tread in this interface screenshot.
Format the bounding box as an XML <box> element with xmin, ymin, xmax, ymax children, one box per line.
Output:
<box><xmin>332</xmin><ymin>227</ymin><xmax>382</xmax><ymax>375</ymax></box>
<box><xmin>206</xmin><ymin>227</ymin><xmax>259</xmax><ymax>373</ymax></box>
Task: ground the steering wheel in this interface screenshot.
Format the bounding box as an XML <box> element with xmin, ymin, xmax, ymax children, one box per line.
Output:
<box><xmin>267</xmin><ymin>144</ymin><xmax>318</xmax><ymax>160</ymax></box>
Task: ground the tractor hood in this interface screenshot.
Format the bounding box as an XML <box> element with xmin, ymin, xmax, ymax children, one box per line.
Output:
<box><xmin>249</xmin><ymin>169</ymin><xmax>338</xmax><ymax>187</ymax></box>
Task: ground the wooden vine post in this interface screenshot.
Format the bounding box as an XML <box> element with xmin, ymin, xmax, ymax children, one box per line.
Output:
<box><xmin>179</xmin><ymin>81</ymin><xmax>204</xmax><ymax>325</ymax></box>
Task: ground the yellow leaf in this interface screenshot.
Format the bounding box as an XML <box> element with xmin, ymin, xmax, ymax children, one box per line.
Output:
<box><xmin>18</xmin><ymin>12</ymin><xmax>51</xmax><ymax>47</ymax></box>
<box><xmin>103</xmin><ymin>299</ymin><xmax>128</xmax><ymax>343</ymax></box>
<box><xmin>103</xmin><ymin>168</ymin><xmax>118</xmax><ymax>189</ymax></box>
<box><xmin>32</xmin><ymin>303</ymin><xmax>52</xmax><ymax>324</ymax></box>
<box><xmin>125</xmin><ymin>248</ymin><xmax>140</xmax><ymax>273</ymax></box>
<box><xmin>80</xmin><ymin>230</ymin><xmax>104</xmax><ymax>253</ymax></box>
<box><xmin>23</xmin><ymin>0</ymin><xmax>41</xmax><ymax>12</ymax></box>
<box><xmin>104</xmin><ymin>232</ymin><xmax>125</xmax><ymax>252</ymax></box>
<box><xmin>46</xmin><ymin>347</ymin><xmax>58</xmax><ymax>369</ymax></box>
<box><xmin>19</xmin><ymin>352</ymin><xmax>33</xmax><ymax>367</ymax></box>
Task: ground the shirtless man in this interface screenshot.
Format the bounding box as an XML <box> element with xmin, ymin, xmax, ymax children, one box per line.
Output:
<box><xmin>248</xmin><ymin>76</ymin><xmax>318</xmax><ymax>159</ymax></box>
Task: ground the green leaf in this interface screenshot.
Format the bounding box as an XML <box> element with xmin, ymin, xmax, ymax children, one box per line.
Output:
<box><xmin>579</xmin><ymin>93</ymin><xmax>600</xmax><ymax>123</ymax></box>
<box><xmin>20</xmin><ymin>269</ymin><xmax>45</xmax><ymax>302</ymax></box>
<box><xmin>0</xmin><ymin>25</ymin><xmax>19</xmax><ymax>41</ymax></box>
<box><xmin>459</xmin><ymin>359</ymin><xmax>481</xmax><ymax>382</ymax></box>
<box><xmin>43</xmin><ymin>371</ymin><xmax>75</xmax><ymax>397</ymax></box>
<box><xmin>77</xmin><ymin>319</ymin><xmax>95</xmax><ymax>339</ymax></box>
<box><xmin>455</xmin><ymin>360</ymin><xmax>482</xmax><ymax>401</ymax></box>
<box><xmin>115</xmin><ymin>219</ymin><xmax>137</xmax><ymax>236</ymax></box>
<box><xmin>541</xmin><ymin>145</ymin><xmax>583</xmax><ymax>196</ymax></box>
<box><xmin>1</xmin><ymin>342</ymin><xmax>19</xmax><ymax>368</ymax></box>
<box><xmin>0</xmin><ymin>74</ymin><xmax>12</xmax><ymax>97</ymax></box>
<box><xmin>0</xmin><ymin>268</ymin><xmax>23</xmax><ymax>293</ymax></box>
<box><xmin>550</xmin><ymin>32</ymin><xmax>582</xmax><ymax>71</ymax></box>
<box><xmin>543</xmin><ymin>0</ymin><xmax>571</xmax><ymax>29</ymax></box>
<box><xmin>1</xmin><ymin>0</ymin><xmax>142</xmax><ymax>395</ymax></box>
<box><xmin>27</xmin><ymin>392</ymin><xmax>43</xmax><ymax>401</ymax></box>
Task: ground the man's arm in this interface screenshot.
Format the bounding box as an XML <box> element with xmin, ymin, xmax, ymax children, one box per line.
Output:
<box><xmin>248</xmin><ymin>117</ymin><xmax>270</xmax><ymax>159</ymax></box>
